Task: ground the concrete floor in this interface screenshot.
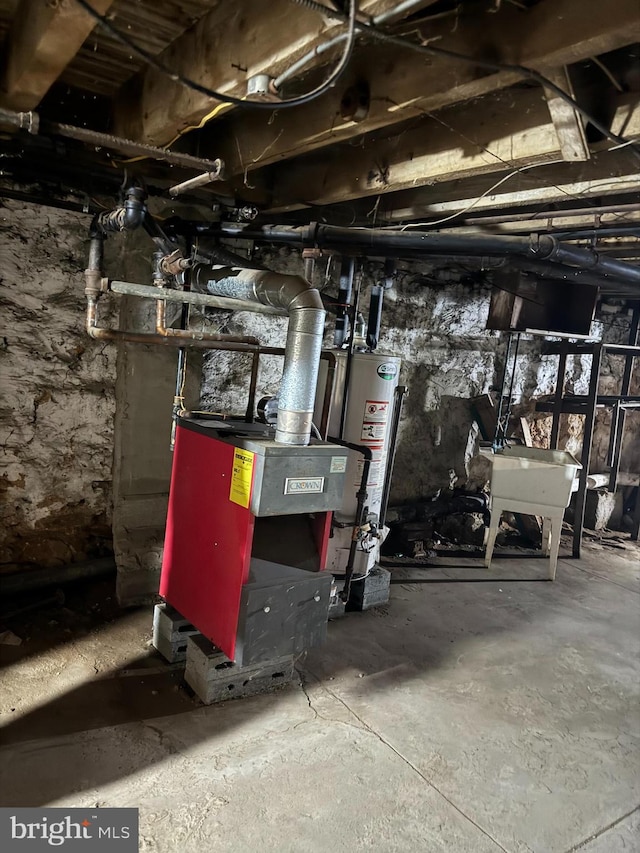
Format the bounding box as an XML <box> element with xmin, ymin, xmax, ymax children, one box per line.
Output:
<box><xmin>1</xmin><ymin>540</ymin><xmax>639</xmax><ymax>853</ymax></box>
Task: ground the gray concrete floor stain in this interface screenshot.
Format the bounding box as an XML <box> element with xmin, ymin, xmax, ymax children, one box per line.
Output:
<box><xmin>0</xmin><ymin>540</ymin><xmax>639</xmax><ymax>852</ymax></box>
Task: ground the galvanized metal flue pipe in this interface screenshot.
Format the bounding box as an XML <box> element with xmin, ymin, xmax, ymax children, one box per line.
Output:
<box><xmin>193</xmin><ymin>263</ymin><xmax>326</xmax><ymax>445</ymax></box>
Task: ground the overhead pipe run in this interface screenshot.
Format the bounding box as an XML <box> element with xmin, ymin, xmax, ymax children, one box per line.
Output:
<box><xmin>84</xmin><ymin>187</ymin><xmax>327</xmax><ymax>446</ymax></box>
<box><xmin>108</xmin><ymin>280</ymin><xmax>287</xmax><ymax>316</ymax></box>
<box><xmin>84</xmin><ymin>234</ymin><xmax>260</xmax><ymax>353</ymax></box>
<box><xmin>216</xmin><ymin>223</ymin><xmax>640</xmax><ymax>289</ymax></box>
<box><xmin>0</xmin><ymin>107</ymin><xmax>224</xmax><ymax>174</ymax></box>
<box><xmin>193</xmin><ymin>264</ymin><xmax>326</xmax><ymax>445</ymax></box>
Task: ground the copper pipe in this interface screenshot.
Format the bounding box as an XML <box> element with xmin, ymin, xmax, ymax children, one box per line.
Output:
<box><xmin>86</xmin><ymin>298</ymin><xmax>259</xmax><ymax>352</ymax></box>
<box><xmin>155</xmin><ymin>300</ymin><xmax>259</xmax><ymax>345</ymax></box>
<box><xmin>109</xmin><ymin>279</ymin><xmax>286</xmax><ymax>316</ymax></box>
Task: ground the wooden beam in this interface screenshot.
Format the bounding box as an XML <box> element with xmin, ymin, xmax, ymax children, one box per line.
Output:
<box><xmin>543</xmin><ymin>67</ymin><xmax>589</xmax><ymax>162</ymax></box>
<box><xmin>215</xmin><ymin>0</ymin><xmax>640</xmax><ymax>178</ymax></box>
<box><xmin>112</xmin><ymin>0</ymin><xmax>439</xmax><ymax>144</ymax></box>
<box><xmin>380</xmin><ymin>171</ymin><xmax>640</xmax><ymax>224</ymax></box>
<box><xmin>0</xmin><ymin>0</ymin><xmax>114</xmax><ymax>110</ymax></box>
<box><xmin>263</xmin><ymin>90</ymin><xmax>640</xmax><ymax>212</ymax></box>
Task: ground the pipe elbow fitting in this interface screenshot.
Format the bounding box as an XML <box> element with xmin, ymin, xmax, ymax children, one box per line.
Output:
<box><xmin>529</xmin><ymin>233</ymin><xmax>557</xmax><ymax>260</ymax></box>
<box><xmin>96</xmin><ymin>187</ymin><xmax>147</xmax><ymax>234</ymax></box>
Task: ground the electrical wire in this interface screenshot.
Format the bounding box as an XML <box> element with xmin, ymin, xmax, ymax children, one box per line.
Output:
<box><xmin>589</xmin><ymin>56</ymin><xmax>624</xmax><ymax>93</ymax></box>
<box><xmin>73</xmin><ymin>0</ymin><xmax>639</xmax><ymax>163</ymax></box>
<box><xmin>75</xmin><ymin>0</ymin><xmax>637</xmax><ymax>155</ymax></box>
<box><xmin>117</xmin><ymin>101</ymin><xmax>234</xmax><ymax>164</ymax></box>
<box><xmin>74</xmin><ymin>0</ymin><xmax>358</xmax><ymax>110</ymax></box>
<box><xmin>358</xmin><ymin>95</ymin><xmax>635</xmax><ymax>230</ymax></box>
<box><xmin>288</xmin><ymin>0</ymin><xmax>640</xmax><ymax>157</ymax></box>
<box><xmin>397</xmin><ymin>160</ymin><xmax>566</xmax><ymax>229</ymax></box>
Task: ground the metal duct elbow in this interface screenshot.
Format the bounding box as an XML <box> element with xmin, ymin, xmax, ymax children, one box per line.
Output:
<box><xmin>193</xmin><ymin>265</ymin><xmax>326</xmax><ymax>445</ymax></box>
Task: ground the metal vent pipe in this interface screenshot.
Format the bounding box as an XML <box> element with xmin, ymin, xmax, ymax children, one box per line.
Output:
<box><xmin>193</xmin><ymin>264</ymin><xmax>325</xmax><ymax>446</ymax></box>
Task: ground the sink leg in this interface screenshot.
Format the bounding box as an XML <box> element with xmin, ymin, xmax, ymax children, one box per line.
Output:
<box><xmin>484</xmin><ymin>506</ymin><xmax>501</xmax><ymax>569</ymax></box>
<box><xmin>542</xmin><ymin>517</ymin><xmax>552</xmax><ymax>556</ymax></box>
<box><xmin>548</xmin><ymin>515</ymin><xmax>562</xmax><ymax>580</ymax></box>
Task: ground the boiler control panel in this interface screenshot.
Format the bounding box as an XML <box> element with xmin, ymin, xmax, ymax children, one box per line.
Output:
<box><xmin>177</xmin><ymin>418</ymin><xmax>349</xmax><ymax>517</ymax></box>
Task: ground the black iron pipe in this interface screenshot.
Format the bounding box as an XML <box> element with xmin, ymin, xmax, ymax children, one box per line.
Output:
<box><xmin>338</xmin><ymin>264</ymin><xmax>362</xmax><ymax>438</ymax></box>
<box><xmin>207</xmin><ymin>244</ymin><xmax>263</xmax><ymax>270</ymax></box>
<box><xmin>0</xmin><ymin>107</ymin><xmax>224</xmax><ymax>172</ymax></box>
<box><xmin>546</xmin><ymin>226</ymin><xmax>640</xmax><ymax>240</ymax></box>
<box><xmin>334</xmin><ymin>257</ymin><xmax>355</xmax><ymax>348</ymax></box>
<box><xmin>367</xmin><ymin>285</ymin><xmax>384</xmax><ymax>350</ymax></box>
<box><xmin>507</xmin><ymin>258</ymin><xmax>640</xmax><ymax>297</ymax></box>
<box><xmin>466</xmin><ymin>202</ymin><xmax>640</xmax><ymax>226</ymax></box>
<box><xmin>216</xmin><ymin>223</ymin><xmax>640</xmax><ymax>288</ymax></box>
<box><xmin>142</xmin><ymin>211</ymin><xmax>176</xmax><ymax>255</ymax></box>
<box><xmin>96</xmin><ymin>186</ymin><xmax>146</xmax><ymax>234</ymax></box>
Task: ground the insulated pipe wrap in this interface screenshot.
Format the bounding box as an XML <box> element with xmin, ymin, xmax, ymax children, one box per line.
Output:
<box><xmin>194</xmin><ymin>265</ymin><xmax>326</xmax><ymax>445</ymax></box>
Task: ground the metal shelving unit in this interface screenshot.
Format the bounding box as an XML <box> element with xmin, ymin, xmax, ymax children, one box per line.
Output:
<box><xmin>535</xmin><ymin>308</ymin><xmax>640</xmax><ymax>557</ymax></box>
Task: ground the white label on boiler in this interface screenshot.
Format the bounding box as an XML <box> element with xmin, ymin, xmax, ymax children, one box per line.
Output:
<box><xmin>330</xmin><ymin>456</ymin><xmax>347</xmax><ymax>473</ymax></box>
<box><xmin>284</xmin><ymin>477</ymin><xmax>325</xmax><ymax>495</ymax></box>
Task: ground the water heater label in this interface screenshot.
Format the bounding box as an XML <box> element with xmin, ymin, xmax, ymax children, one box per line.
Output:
<box><xmin>363</xmin><ymin>400</ymin><xmax>389</xmax><ymax>424</ymax></box>
<box><xmin>361</xmin><ymin>422</ymin><xmax>387</xmax><ymax>441</ymax></box>
<box><xmin>230</xmin><ymin>448</ymin><xmax>255</xmax><ymax>508</ymax></box>
<box><xmin>284</xmin><ymin>477</ymin><xmax>325</xmax><ymax>495</ymax></box>
<box><xmin>377</xmin><ymin>362</ymin><xmax>398</xmax><ymax>380</ymax></box>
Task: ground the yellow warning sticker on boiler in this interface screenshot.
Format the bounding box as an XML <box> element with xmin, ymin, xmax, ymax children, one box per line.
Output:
<box><xmin>230</xmin><ymin>448</ymin><xmax>254</xmax><ymax>509</ymax></box>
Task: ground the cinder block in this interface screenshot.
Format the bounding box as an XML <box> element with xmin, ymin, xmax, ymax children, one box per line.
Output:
<box><xmin>152</xmin><ymin>603</ymin><xmax>200</xmax><ymax>663</ymax></box>
<box><xmin>347</xmin><ymin>567</ymin><xmax>391</xmax><ymax>611</ymax></box>
<box><xmin>185</xmin><ymin>634</ymin><xmax>294</xmax><ymax>705</ymax></box>
<box><xmin>328</xmin><ymin>576</ymin><xmax>346</xmax><ymax>620</ymax></box>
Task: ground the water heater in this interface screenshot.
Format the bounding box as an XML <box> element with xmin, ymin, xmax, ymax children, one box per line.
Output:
<box><xmin>314</xmin><ymin>351</ymin><xmax>401</xmax><ymax>578</ymax></box>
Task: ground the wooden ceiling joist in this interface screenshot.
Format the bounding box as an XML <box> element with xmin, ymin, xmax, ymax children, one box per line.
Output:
<box><xmin>379</xmin><ymin>165</ymin><xmax>640</xmax><ymax>224</ymax></box>
<box><xmin>113</xmin><ymin>0</ymin><xmax>439</xmax><ymax>144</ymax></box>
<box><xmin>0</xmin><ymin>0</ymin><xmax>114</xmax><ymax>111</ymax></box>
<box><xmin>543</xmin><ymin>67</ymin><xmax>590</xmax><ymax>162</ymax></box>
<box><xmin>213</xmin><ymin>0</ymin><xmax>640</xmax><ymax>180</ymax></box>
<box><xmin>263</xmin><ymin>90</ymin><xmax>640</xmax><ymax>212</ymax></box>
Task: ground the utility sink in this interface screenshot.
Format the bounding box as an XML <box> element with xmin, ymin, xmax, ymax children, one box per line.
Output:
<box><xmin>489</xmin><ymin>446</ymin><xmax>582</xmax><ymax>510</ymax></box>
<box><xmin>481</xmin><ymin>446</ymin><xmax>583</xmax><ymax>580</ymax></box>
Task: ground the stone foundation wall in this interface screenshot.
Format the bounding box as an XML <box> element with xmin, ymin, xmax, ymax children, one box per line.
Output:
<box><xmin>201</xmin><ymin>249</ymin><xmax>638</xmax><ymax>505</ymax></box>
<box><xmin>0</xmin><ymin>200</ymin><xmax>117</xmax><ymax>573</ymax></box>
